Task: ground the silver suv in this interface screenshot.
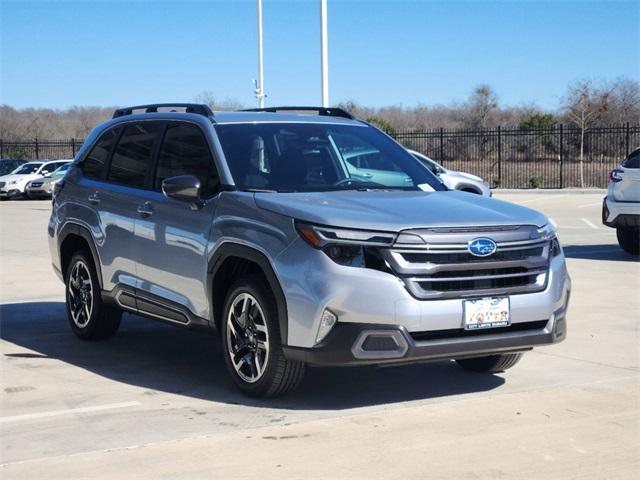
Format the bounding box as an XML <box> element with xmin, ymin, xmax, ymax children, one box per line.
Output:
<box><xmin>49</xmin><ymin>104</ymin><xmax>571</xmax><ymax>397</ymax></box>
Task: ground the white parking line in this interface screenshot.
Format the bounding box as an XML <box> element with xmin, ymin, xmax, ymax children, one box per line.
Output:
<box><xmin>581</xmin><ymin>218</ymin><xmax>599</xmax><ymax>230</ymax></box>
<box><xmin>0</xmin><ymin>401</ymin><xmax>141</xmax><ymax>424</ymax></box>
<box><xmin>578</xmin><ymin>202</ymin><xmax>603</xmax><ymax>209</ymax></box>
<box><xmin>512</xmin><ymin>194</ymin><xmax>568</xmax><ymax>204</ymax></box>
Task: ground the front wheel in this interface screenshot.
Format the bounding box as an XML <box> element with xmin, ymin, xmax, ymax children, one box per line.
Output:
<box><xmin>616</xmin><ymin>227</ymin><xmax>640</xmax><ymax>255</ymax></box>
<box><xmin>221</xmin><ymin>275</ymin><xmax>305</xmax><ymax>397</ymax></box>
<box><xmin>65</xmin><ymin>252</ymin><xmax>121</xmax><ymax>340</ymax></box>
<box><xmin>455</xmin><ymin>352</ymin><xmax>523</xmax><ymax>373</ymax></box>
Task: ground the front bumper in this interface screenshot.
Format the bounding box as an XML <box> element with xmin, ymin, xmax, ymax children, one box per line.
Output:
<box><xmin>25</xmin><ymin>186</ymin><xmax>52</xmax><ymax>198</ymax></box>
<box><xmin>602</xmin><ymin>196</ymin><xmax>640</xmax><ymax>228</ymax></box>
<box><xmin>0</xmin><ymin>188</ymin><xmax>22</xmax><ymax>198</ymax></box>
<box><xmin>277</xmin><ymin>236</ymin><xmax>571</xmax><ymax>353</ymax></box>
<box><xmin>284</xmin><ymin>300</ymin><xmax>567</xmax><ymax>366</ymax></box>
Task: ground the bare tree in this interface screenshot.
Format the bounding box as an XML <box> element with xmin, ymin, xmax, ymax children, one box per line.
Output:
<box><xmin>561</xmin><ymin>80</ymin><xmax>612</xmax><ymax>187</ymax></box>
<box><xmin>193</xmin><ymin>92</ymin><xmax>244</xmax><ymax>111</ymax></box>
<box><xmin>463</xmin><ymin>85</ymin><xmax>499</xmax><ymax>129</ymax></box>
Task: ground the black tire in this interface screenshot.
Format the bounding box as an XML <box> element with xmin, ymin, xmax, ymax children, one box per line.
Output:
<box><xmin>65</xmin><ymin>251</ymin><xmax>121</xmax><ymax>340</ymax></box>
<box><xmin>221</xmin><ymin>274</ymin><xmax>305</xmax><ymax>397</ymax></box>
<box><xmin>455</xmin><ymin>352</ymin><xmax>523</xmax><ymax>373</ymax></box>
<box><xmin>616</xmin><ymin>227</ymin><xmax>640</xmax><ymax>256</ymax></box>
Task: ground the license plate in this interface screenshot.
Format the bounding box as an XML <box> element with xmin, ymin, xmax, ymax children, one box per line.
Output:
<box><xmin>463</xmin><ymin>297</ymin><xmax>510</xmax><ymax>330</ymax></box>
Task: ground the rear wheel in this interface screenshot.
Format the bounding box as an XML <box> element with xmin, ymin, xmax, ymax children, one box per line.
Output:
<box><xmin>221</xmin><ymin>275</ymin><xmax>305</xmax><ymax>397</ymax></box>
<box><xmin>455</xmin><ymin>352</ymin><xmax>523</xmax><ymax>373</ymax></box>
<box><xmin>616</xmin><ymin>227</ymin><xmax>640</xmax><ymax>255</ymax></box>
<box><xmin>65</xmin><ymin>252</ymin><xmax>121</xmax><ymax>340</ymax></box>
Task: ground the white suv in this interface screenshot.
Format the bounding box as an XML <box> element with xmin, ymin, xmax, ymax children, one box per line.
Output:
<box><xmin>602</xmin><ymin>148</ymin><xmax>640</xmax><ymax>255</ymax></box>
<box><xmin>409</xmin><ymin>149</ymin><xmax>491</xmax><ymax>196</ymax></box>
<box><xmin>0</xmin><ymin>160</ymin><xmax>71</xmax><ymax>199</ymax></box>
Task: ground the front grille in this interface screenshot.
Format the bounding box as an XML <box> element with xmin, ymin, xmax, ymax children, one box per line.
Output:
<box><xmin>401</xmin><ymin>246</ymin><xmax>544</xmax><ymax>265</ymax></box>
<box><xmin>30</xmin><ymin>182</ymin><xmax>43</xmax><ymax>187</ymax></box>
<box><xmin>382</xmin><ymin>225</ymin><xmax>550</xmax><ymax>300</ymax></box>
<box><xmin>410</xmin><ymin>320</ymin><xmax>549</xmax><ymax>342</ymax></box>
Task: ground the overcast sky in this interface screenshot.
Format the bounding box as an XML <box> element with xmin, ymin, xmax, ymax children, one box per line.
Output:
<box><xmin>1</xmin><ymin>0</ymin><xmax>638</xmax><ymax>110</ymax></box>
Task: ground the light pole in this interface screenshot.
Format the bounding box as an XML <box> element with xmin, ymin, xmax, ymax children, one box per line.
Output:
<box><xmin>320</xmin><ymin>0</ymin><xmax>329</xmax><ymax>107</ymax></box>
<box><xmin>254</xmin><ymin>0</ymin><xmax>266</xmax><ymax>108</ymax></box>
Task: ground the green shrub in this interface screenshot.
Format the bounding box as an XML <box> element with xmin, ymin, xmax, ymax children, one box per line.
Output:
<box><xmin>529</xmin><ymin>176</ymin><xmax>542</xmax><ymax>189</ymax></box>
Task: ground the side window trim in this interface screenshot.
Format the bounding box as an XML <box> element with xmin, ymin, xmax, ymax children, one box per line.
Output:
<box><xmin>147</xmin><ymin>122</ymin><xmax>168</xmax><ymax>191</ymax></box>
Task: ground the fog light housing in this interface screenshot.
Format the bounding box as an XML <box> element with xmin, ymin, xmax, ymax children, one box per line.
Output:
<box><xmin>316</xmin><ymin>309</ymin><xmax>337</xmax><ymax>344</ymax></box>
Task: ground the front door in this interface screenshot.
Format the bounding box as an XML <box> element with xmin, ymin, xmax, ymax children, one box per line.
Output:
<box><xmin>134</xmin><ymin>122</ymin><xmax>220</xmax><ymax>321</ymax></box>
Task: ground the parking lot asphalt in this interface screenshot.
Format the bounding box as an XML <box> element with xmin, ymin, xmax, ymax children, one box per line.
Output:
<box><xmin>1</xmin><ymin>192</ymin><xmax>638</xmax><ymax>479</ymax></box>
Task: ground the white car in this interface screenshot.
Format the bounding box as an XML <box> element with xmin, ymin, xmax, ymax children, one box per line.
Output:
<box><xmin>408</xmin><ymin>149</ymin><xmax>491</xmax><ymax>196</ymax></box>
<box><xmin>0</xmin><ymin>159</ymin><xmax>72</xmax><ymax>199</ymax></box>
<box><xmin>602</xmin><ymin>148</ymin><xmax>640</xmax><ymax>255</ymax></box>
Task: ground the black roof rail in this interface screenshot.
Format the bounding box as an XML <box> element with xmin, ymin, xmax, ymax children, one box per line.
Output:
<box><xmin>112</xmin><ymin>103</ymin><xmax>214</xmax><ymax>119</ymax></box>
<box><xmin>240</xmin><ymin>106</ymin><xmax>354</xmax><ymax>120</ymax></box>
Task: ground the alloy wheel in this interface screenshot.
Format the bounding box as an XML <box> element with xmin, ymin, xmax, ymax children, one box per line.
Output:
<box><xmin>226</xmin><ymin>293</ymin><xmax>270</xmax><ymax>383</ymax></box>
<box><xmin>68</xmin><ymin>260</ymin><xmax>93</xmax><ymax>328</ymax></box>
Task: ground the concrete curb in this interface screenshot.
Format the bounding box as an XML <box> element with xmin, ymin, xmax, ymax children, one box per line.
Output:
<box><xmin>494</xmin><ymin>188</ymin><xmax>606</xmax><ymax>195</ymax></box>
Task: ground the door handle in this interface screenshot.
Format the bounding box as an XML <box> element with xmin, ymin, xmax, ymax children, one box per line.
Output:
<box><xmin>137</xmin><ymin>202</ymin><xmax>153</xmax><ymax>217</ymax></box>
<box><xmin>88</xmin><ymin>193</ymin><xmax>100</xmax><ymax>205</ymax></box>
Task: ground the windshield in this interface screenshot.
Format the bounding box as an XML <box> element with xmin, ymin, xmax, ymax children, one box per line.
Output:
<box><xmin>215</xmin><ymin>123</ymin><xmax>445</xmax><ymax>192</ymax></box>
<box><xmin>52</xmin><ymin>163</ymin><xmax>71</xmax><ymax>176</ymax></box>
<box><xmin>11</xmin><ymin>163</ymin><xmax>42</xmax><ymax>175</ymax></box>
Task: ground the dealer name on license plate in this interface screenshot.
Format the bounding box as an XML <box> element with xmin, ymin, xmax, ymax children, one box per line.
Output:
<box><xmin>463</xmin><ymin>297</ymin><xmax>510</xmax><ymax>330</ymax></box>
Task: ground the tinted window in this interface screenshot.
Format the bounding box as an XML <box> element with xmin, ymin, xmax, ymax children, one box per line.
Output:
<box><xmin>155</xmin><ymin>123</ymin><xmax>219</xmax><ymax>197</ymax></box>
<box><xmin>12</xmin><ymin>163</ymin><xmax>42</xmax><ymax>175</ymax></box>
<box><xmin>622</xmin><ymin>149</ymin><xmax>639</xmax><ymax>169</ymax></box>
<box><xmin>108</xmin><ymin>123</ymin><xmax>160</xmax><ymax>188</ymax></box>
<box><xmin>83</xmin><ymin>127</ymin><xmax>120</xmax><ymax>179</ymax></box>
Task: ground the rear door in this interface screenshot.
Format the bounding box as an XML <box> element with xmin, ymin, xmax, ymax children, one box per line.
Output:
<box><xmin>134</xmin><ymin>122</ymin><xmax>220</xmax><ymax>321</ymax></box>
<box><xmin>613</xmin><ymin>149</ymin><xmax>640</xmax><ymax>202</ymax></box>
<box><xmin>95</xmin><ymin>122</ymin><xmax>162</xmax><ymax>292</ymax></box>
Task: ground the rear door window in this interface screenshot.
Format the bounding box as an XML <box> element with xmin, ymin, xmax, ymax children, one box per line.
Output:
<box><xmin>108</xmin><ymin>123</ymin><xmax>160</xmax><ymax>188</ymax></box>
<box><xmin>622</xmin><ymin>150</ymin><xmax>639</xmax><ymax>169</ymax></box>
<box><xmin>82</xmin><ymin>127</ymin><xmax>121</xmax><ymax>179</ymax></box>
<box><xmin>154</xmin><ymin>123</ymin><xmax>219</xmax><ymax>197</ymax></box>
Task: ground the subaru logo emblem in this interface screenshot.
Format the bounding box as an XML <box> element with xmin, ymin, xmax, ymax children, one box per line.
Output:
<box><xmin>468</xmin><ymin>237</ymin><xmax>497</xmax><ymax>257</ymax></box>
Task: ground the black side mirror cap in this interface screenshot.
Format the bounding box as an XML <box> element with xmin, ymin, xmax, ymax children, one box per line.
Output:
<box><xmin>162</xmin><ymin>175</ymin><xmax>203</xmax><ymax>208</ymax></box>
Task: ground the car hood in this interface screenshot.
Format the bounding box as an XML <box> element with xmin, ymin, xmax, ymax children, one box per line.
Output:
<box><xmin>32</xmin><ymin>175</ymin><xmax>60</xmax><ymax>185</ymax></box>
<box><xmin>0</xmin><ymin>173</ymin><xmax>37</xmax><ymax>183</ymax></box>
<box><xmin>254</xmin><ymin>190</ymin><xmax>547</xmax><ymax>231</ymax></box>
<box><xmin>446</xmin><ymin>170</ymin><xmax>483</xmax><ymax>183</ymax></box>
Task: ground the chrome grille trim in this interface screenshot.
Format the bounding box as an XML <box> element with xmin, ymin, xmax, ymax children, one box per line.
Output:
<box><xmin>383</xmin><ymin>225</ymin><xmax>550</xmax><ymax>299</ymax></box>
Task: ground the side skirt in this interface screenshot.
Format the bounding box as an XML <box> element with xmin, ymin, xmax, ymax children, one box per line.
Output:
<box><xmin>102</xmin><ymin>285</ymin><xmax>213</xmax><ymax>333</ymax></box>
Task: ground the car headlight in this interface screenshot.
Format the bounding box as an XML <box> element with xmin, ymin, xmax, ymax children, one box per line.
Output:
<box><xmin>9</xmin><ymin>180</ymin><xmax>17</xmax><ymax>185</ymax></box>
<box><xmin>296</xmin><ymin>222</ymin><xmax>396</xmax><ymax>267</ymax></box>
<box><xmin>538</xmin><ymin>223</ymin><xmax>562</xmax><ymax>257</ymax></box>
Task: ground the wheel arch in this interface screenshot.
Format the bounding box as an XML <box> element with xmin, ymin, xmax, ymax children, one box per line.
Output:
<box><xmin>208</xmin><ymin>243</ymin><xmax>288</xmax><ymax>345</ymax></box>
<box><xmin>58</xmin><ymin>223</ymin><xmax>103</xmax><ymax>289</ymax></box>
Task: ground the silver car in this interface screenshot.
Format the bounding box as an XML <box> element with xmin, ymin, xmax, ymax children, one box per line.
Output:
<box><xmin>25</xmin><ymin>162</ymin><xmax>72</xmax><ymax>199</ymax></box>
<box><xmin>602</xmin><ymin>147</ymin><xmax>640</xmax><ymax>255</ymax></box>
<box><xmin>49</xmin><ymin>104</ymin><xmax>570</xmax><ymax>397</ymax></box>
<box><xmin>409</xmin><ymin>149</ymin><xmax>491</xmax><ymax>196</ymax></box>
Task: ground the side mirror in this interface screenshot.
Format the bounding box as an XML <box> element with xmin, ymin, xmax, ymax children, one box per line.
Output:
<box><xmin>43</xmin><ymin>172</ymin><xmax>52</xmax><ymax>178</ymax></box>
<box><xmin>162</xmin><ymin>175</ymin><xmax>202</xmax><ymax>208</ymax></box>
